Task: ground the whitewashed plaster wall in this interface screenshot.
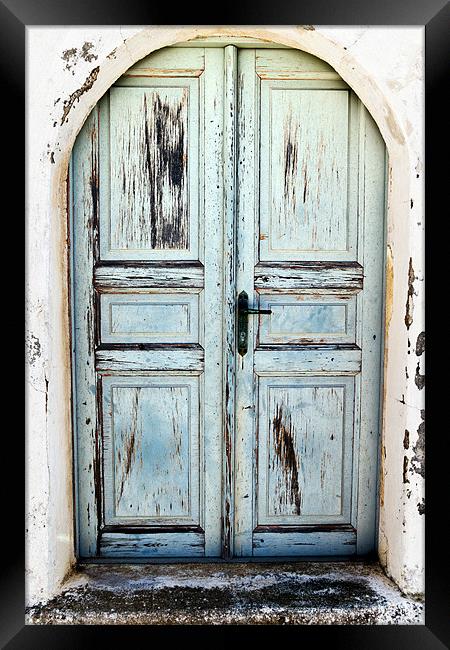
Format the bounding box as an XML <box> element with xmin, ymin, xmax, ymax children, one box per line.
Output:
<box><xmin>25</xmin><ymin>25</ymin><xmax>425</xmax><ymax>607</ymax></box>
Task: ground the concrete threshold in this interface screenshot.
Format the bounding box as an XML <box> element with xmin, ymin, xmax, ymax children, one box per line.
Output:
<box><xmin>26</xmin><ymin>560</ymin><xmax>424</xmax><ymax>625</ymax></box>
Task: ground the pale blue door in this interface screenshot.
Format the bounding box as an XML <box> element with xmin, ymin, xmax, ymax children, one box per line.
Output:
<box><xmin>72</xmin><ymin>42</ymin><xmax>385</xmax><ymax>559</ymax></box>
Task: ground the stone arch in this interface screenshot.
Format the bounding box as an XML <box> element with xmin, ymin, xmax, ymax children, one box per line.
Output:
<box><xmin>45</xmin><ymin>26</ymin><xmax>419</xmax><ymax>600</ymax></box>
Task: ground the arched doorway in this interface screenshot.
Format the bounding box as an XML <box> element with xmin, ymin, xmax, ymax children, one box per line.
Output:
<box><xmin>70</xmin><ymin>38</ymin><xmax>386</xmax><ymax>561</ymax></box>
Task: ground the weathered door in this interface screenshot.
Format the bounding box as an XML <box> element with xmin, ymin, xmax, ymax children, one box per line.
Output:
<box><xmin>72</xmin><ymin>43</ymin><xmax>385</xmax><ymax>559</ymax></box>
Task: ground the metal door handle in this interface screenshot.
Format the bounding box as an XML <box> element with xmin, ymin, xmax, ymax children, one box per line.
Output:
<box><xmin>237</xmin><ymin>290</ymin><xmax>272</xmax><ymax>357</ymax></box>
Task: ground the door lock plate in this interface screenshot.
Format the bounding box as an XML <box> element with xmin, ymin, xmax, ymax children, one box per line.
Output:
<box><xmin>237</xmin><ymin>290</ymin><xmax>272</xmax><ymax>356</ymax></box>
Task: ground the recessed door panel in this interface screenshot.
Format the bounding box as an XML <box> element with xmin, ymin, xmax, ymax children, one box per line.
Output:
<box><xmin>102</xmin><ymin>375</ymin><xmax>200</xmax><ymax>525</ymax></box>
<box><xmin>257</xmin><ymin>293</ymin><xmax>356</xmax><ymax>345</ymax></box>
<box><xmin>99</xmin><ymin>292</ymin><xmax>200</xmax><ymax>344</ymax></box>
<box><xmin>100</xmin><ymin>80</ymin><xmax>200</xmax><ymax>261</ymax></box>
<box><xmin>257</xmin><ymin>376</ymin><xmax>354</xmax><ymax>524</ymax></box>
<box><xmin>260</xmin><ymin>83</ymin><xmax>352</xmax><ymax>260</ymax></box>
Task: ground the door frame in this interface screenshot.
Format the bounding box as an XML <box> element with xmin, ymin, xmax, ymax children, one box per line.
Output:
<box><xmin>26</xmin><ymin>26</ymin><xmax>425</xmax><ymax>601</ymax></box>
<box><xmin>69</xmin><ymin>37</ymin><xmax>386</xmax><ymax>561</ymax></box>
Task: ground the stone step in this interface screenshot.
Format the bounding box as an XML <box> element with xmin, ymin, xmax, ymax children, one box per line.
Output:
<box><xmin>26</xmin><ymin>561</ymin><xmax>424</xmax><ymax>625</ymax></box>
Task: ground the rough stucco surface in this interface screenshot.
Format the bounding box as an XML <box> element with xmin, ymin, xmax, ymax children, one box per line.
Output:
<box><xmin>26</xmin><ymin>562</ymin><xmax>424</xmax><ymax>625</ymax></box>
<box><xmin>25</xmin><ymin>26</ymin><xmax>424</xmax><ymax>609</ymax></box>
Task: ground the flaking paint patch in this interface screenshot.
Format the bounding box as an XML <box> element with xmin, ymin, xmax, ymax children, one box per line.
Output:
<box><xmin>117</xmin><ymin>389</ymin><xmax>140</xmax><ymax>505</ymax></box>
<box><xmin>27</xmin><ymin>333</ymin><xmax>42</xmax><ymax>366</ymax></box>
<box><xmin>44</xmin><ymin>375</ymin><xmax>49</xmax><ymax>415</ymax></box>
<box><xmin>60</xmin><ymin>67</ymin><xmax>100</xmax><ymax>126</ymax></box>
<box><xmin>410</xmin><ymin>410</ymin><xmax>425</xmax><ymax>478</ymax></box>
<box><xmin>62</xmin><ymin>43</ymin><xmax>98</xmax><ymax>73</ymax></box>
<box><xmin>283</xmin><ymin>111</ymin><xmax>299</xmax><ymax>215</ymax></box>
<box><xmin>414</xmin><ymin>361</ymin><xmax>424</xmax><ymax>390</ymax></box>
<box><xmin>415</xmin><ymin>331</ymin><xmax>425</xmax><ymax>356</ymax></box>
<box><xmin>403</xmin><ymin>430</ymin><xmax>409</xmax><ymax>450</ymax></box>
<box><xmin>402</xmin><ymin>456</ymin><xmax>409</xmax><ymax>484</ymax></box>
<box><xmin>144</xmin><ymin>92</ymin><xmax>188</xmax><ymax>249</ymax></box>
<box><xmin>272</xmin><ymin>404</ymin><xmax>301</xmax><ymax>515</ymax></box>
<box><xmin>80</xmin><ymin>42</ymin><xmax>98</xmax><ymax>63</ymax></box>
<box><xmin>61</xmin><ymin>48</ymin><xmax>78</xmax><ymax>72</ymax></box>
<box><xmin>404</xmin><ymin>257</ymin><xmax>415</xmax><ymax>330</ymax></box>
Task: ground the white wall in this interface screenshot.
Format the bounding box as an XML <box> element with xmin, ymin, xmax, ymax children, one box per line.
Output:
<box><xmin>25</xmin><ymin>25</ymin><xmax>425</xmax><ymax>606</ymax></box>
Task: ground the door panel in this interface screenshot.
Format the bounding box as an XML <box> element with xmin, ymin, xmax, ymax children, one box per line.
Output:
<box><xmin>256</xmin><ymin>377</ymin><xmax>355</xmax><ymax>524</ymax></box>
<box><xmin>100</xmin><ymin>80</ymin><xmax>200</xmax><ymax>261</ymax></box>
<box><xmin>234</xmin><ymin>48</ymin><xmax>385</xmax><ymax>557</ymax></box>
<box><xmin>101</xmin><ymin>376</ymin><xmax>199</xmax><ymax>525</ymax></box>
<box><xmin>73</xmin><ymin>43</ymin><xmax>385</xmax><ymax>560</ymax></box>
<box><xmin>99</xmin><ymin>292</ymin><xmax>200</xmax><ymax>344</ymax></box>
<box><xmin>257</xmin><ymin>293</ymin><xmax>356</xmax><ymax>345</ymax></box>
<box><xmin>260</xmin><ymin>81</ymin><xmax>355</xmax><ymax>261</ymax></box>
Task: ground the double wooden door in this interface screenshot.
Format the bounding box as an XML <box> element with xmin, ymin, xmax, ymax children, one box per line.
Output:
<box><xmin>72</xmin><ymin>42</ymin><xmax>385</xmax><ymax>559</ymax></box>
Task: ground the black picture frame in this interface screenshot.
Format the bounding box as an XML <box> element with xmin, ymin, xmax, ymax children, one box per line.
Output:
<box><xmin>11</xmin><ymin>0</ymin><xmax>447</xmax><ymax>646</ymax></box>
